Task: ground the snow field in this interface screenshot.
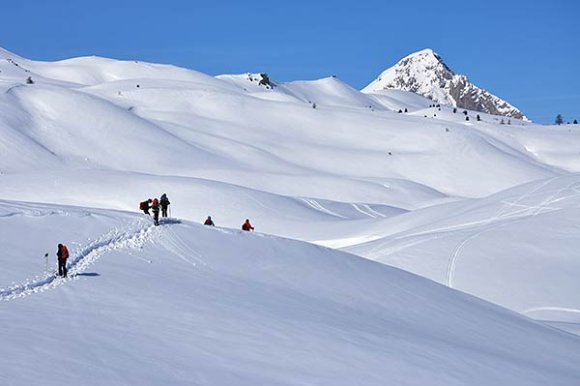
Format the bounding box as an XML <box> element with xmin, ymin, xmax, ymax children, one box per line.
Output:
<box><xmin>1</xmin><ymin>201</ymin><xmax>580</xmax><ymax>385</ymax></box>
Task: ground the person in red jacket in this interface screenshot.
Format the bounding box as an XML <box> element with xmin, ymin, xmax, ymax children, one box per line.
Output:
<box><xmin>57</xmin><ymin>243</ymin><xmax>69</xmax><ymax>277</ymax></box>
<box><xmin>204</xmin><ymin>216</ymin><xmax>215</xmax><ymax>226</ymax></box>
<box><xmin>151</xmin><ymin>198</ymin><xmax>160</xmax><ymax>226</ymax></box>
<box><xmin>242</xmin><ymin>219</ymin><xmax>254</xmax><ymax>231</ymax></box>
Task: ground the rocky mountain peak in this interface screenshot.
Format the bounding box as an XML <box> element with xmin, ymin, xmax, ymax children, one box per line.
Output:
<box><xmin>363</xmin><ymin>49</ymin><xmax>528</xmax><ymax>121</ymax></box>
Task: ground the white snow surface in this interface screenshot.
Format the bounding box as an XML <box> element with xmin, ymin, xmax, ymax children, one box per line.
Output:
<box><xmin>343</xmin><ymin>175</ymin><xmax>580</xmax><ymax>325</ymax></box>
<box><xmin>2</xmin><ymin>48</ymin><xmax>580</xmax><ymax>384</ymax></box>
<box><xmin>1</xmin><ymin>201</ymin><xmax>580</xmax><ymax>386</ymax></box>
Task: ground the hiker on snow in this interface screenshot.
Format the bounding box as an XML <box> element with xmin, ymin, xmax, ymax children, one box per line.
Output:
<box><xmin>151</xmin><ymin>198</ymin><xmax>160</xmax><ymax>226</ymax></box>
<box><xmin>140</xmin><ymin>199</ymin><xmax>152</xmax><ymax>215</ymax></box>
<box><xmin>204</xmin><ymin>216</ymin><xmax>215</xmax><ymax>226</ymax></box>
<box><xmin>160</xmin><ymin>193</ymin><xmax>170</xmax><ymax>218</ymax></box>
<box><xmin>242</xmin><ymin>219</ymin><xmax>254</xmax><ymax>231</ymax></box>
<box><xmin>57</xmin><ymin>243</ymin><xmax>69</xmax><ymax>278</ymax></box>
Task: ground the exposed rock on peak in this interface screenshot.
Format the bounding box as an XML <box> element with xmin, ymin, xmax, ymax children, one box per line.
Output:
<box><xmin>363</xmin><ymin>49</ymin><xmax>528</xmax><ymax>121</ymax></box>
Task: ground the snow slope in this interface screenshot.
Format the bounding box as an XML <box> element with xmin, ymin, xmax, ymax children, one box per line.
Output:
<box><xmin>0</xmin><ymin>55</ymin><xmax>566</xmax><ymax>199</ymax></box>
<box><xmin>1</xmin><ymin>201</ymin><xmax>580</xmax><ymax>386</ymax></box>
<box><xmin>344</xmin><ymin>174</ymin><xmax>580</xmax><ymax>326</ymax></box>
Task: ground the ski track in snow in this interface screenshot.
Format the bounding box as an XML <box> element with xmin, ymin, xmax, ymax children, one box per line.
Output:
<box><xmin>0</xmin><ymin>218</ymin><xmax>160</xmax><ymax>301</ymax></box>
<box><xmin>363</xmin><ymin>204</ymin><xmax>387</xmax><ymax>218</ymax></box>
<box><xmin>524</xmin><ymin>306</ymin><xmax>580</xmax><ymax>316</ymax></box>
<box><xmin>302</xmin><ymin>198</ymin><xmax>347</xmax><ymax>218</ymax></box>
<box><xmin>352</xmin><ymin>203</ymin><xmax>386</xmax><ymax>219</ymax></box>
<box><xmin>162</xmin><ymin>225</ymin><xmax>210</xmax><ymax>269</ymax></box>
<box><xmin>446</xmin><ymin>177</ymin><xmax>580</xmax><ymax>287</ymax></box>
<box><xmin>367</xmin><ymin>178</ymin><xmax>564</xmax><ymax>260</ymax></box>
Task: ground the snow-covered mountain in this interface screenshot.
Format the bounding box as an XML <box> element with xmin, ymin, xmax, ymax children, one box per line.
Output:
<box><xmin>2</xmin><ymin>47</ymin><xmax>580</xmax><ymax>384</ymax></box>
<box><xmin>363</xmin><ymin>49</ymin><xmax>528</xmax><ymax>120</ymax></box>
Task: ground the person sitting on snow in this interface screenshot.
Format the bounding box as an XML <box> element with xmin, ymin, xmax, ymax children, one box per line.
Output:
<box><xmin>204</xmin><ymin>216</ymin><xmax>215</xmax><ymax>226</ymax></box>
<box><xmin>242</xmin><ymin>219</ymin><xmax>254</xmax><ymax>231</ymax></box>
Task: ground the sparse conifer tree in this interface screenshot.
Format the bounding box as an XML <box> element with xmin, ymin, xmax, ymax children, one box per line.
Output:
<box><xmin>555</xmin><ymin>114</ymin><xmax>564</xmax><ymax>125</ymax></box>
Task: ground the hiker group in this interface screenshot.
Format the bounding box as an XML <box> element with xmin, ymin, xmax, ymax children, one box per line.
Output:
<box><xmin>52</xmin><ymin>195</ymin><xmax>255</xmax><ymax>278</ymax></box>
<box><xmin>139</xmin><ymin>193</ymin><xmax>255</xmax><ymax>231</ymax></box>
<box><xmin>140</xmin><ymin>193</ymin><xmax>171</xmax><ymax>226</ymax></box>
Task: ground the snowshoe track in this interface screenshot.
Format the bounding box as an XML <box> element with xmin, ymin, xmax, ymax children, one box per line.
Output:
<box><xmin>0</xmin><ymin>219</ymin><xmax>159</xmax><ymax>301</ymax></box>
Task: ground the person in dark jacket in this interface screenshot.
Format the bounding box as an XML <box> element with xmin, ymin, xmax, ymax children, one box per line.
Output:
<box><xmin>57</xmin><ymin>243</ymin><xmax>69</xmax><ymax>277</ymax></box>
<box><xmin>140</xmin><ymin>199</ymin><xmax>152</xmax><ymax>215</ymax></box>
<box><xmin>204</xmin><ymin>216</ymin><xmax>215</xmax><ymax>226</ymax></box>
<box><xmin>242</xmin><ymin>219</ymin><xmax>254</xmax><ymax>231</ymax></box>
<box><xmin>160</xmin><ymin>193</ymin><xmax>170</xmax><ymax>218</ymax></box>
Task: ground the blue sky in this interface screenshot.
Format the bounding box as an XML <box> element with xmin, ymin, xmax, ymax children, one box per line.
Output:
<box><xmin>4</xmin><ymin>0</ymin><xmax>579</xmax><ymax>123</ymax></box>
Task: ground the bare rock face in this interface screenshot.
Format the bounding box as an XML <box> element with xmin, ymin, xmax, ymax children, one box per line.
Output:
<box><xmin>363</xmin><ymin>49</ymin><xmax>527</xmax><ymax>121</ymax></box>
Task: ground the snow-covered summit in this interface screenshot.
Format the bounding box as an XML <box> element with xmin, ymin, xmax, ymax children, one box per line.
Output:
<box><xmin>363</xmin><ymin>48</ymin><xmax>528</xmax><ymax>120</ymax></box>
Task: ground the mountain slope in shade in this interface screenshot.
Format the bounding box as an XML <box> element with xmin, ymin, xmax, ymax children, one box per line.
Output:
<box><xmin>363</xmin><ymin>49</ymin><xmax>528</xmax><ymax>120</ymax></box>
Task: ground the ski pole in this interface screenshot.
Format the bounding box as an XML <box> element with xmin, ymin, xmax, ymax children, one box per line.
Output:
<box><xmin>44</xmin><ymin>253</ymin><xmax>49</xmax><ymax>273</ymax></box>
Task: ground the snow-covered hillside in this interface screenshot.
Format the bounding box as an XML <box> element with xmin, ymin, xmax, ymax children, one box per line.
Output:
<box><xmin>2</xmin><ymin>201</ymin><xmax>580</xmax><ymax>386</ymax></box>
<box><xmin>363</xmin><ymin>49</ymin><xmax>528</xmax><ymax>120</ymax></box>
<box><xmin>2</xmin><ymin>47</ymin><xmax>580</xmax><ymax>384</ymax></box>
<box><xmin>343</xmin><ymin>174</ymin><xmax>580</xmax><ymax>329</ymax></box>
